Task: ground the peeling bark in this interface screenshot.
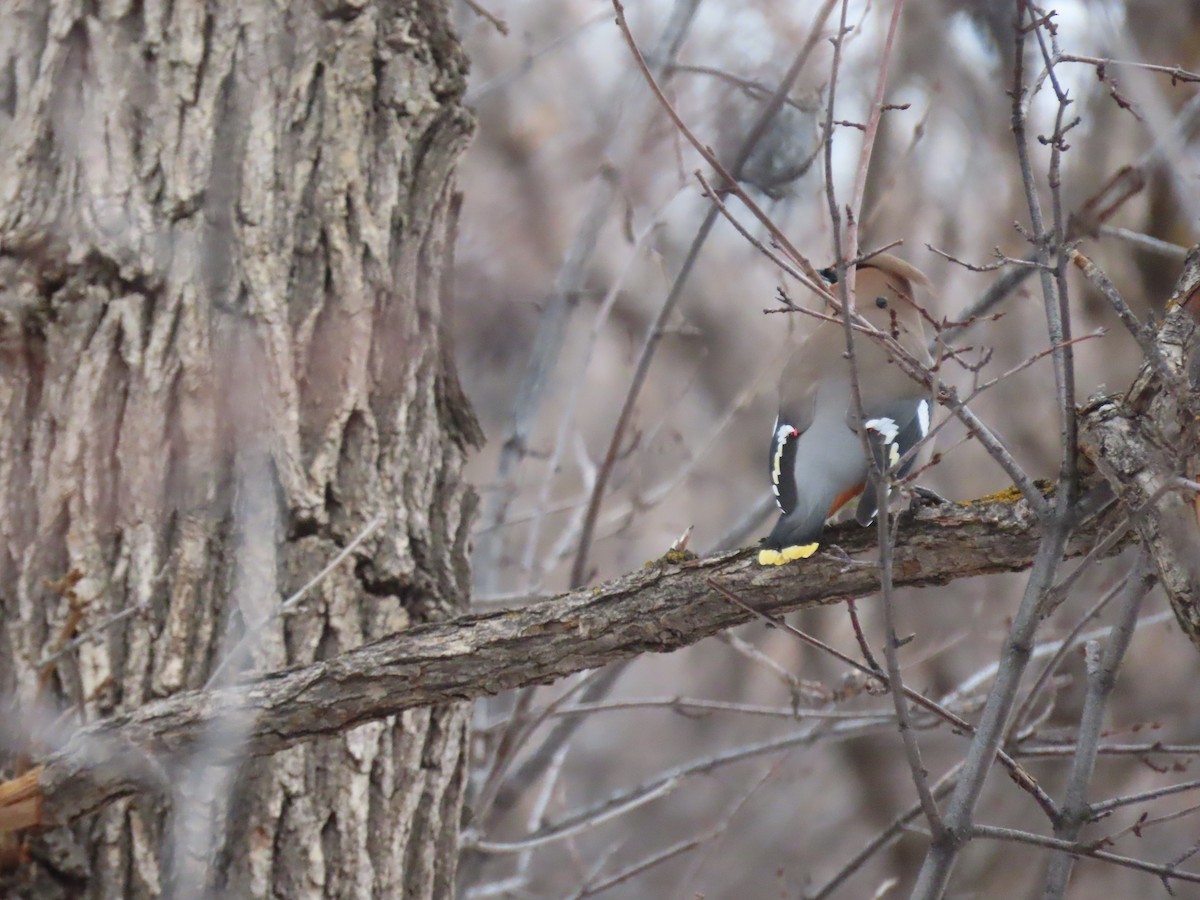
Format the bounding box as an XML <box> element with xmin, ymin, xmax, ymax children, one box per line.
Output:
<box><xmin>1079</xmin><ymin>252</ymin><xmax>1200</xmax><ymax>650</ymax></box>
<box><xmin>0</xmin><ymin>2</ymin><xmax>479</xmax><ymax>897</ymax></box>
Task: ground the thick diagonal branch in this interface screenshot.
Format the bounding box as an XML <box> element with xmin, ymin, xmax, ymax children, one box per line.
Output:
<box><xmin>4</xmin><ymin>492</ymin><xmax>1108</xmax><ymax>833</ymax></box>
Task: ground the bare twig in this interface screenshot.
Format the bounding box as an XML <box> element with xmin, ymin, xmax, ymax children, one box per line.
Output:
<box><xmin>939</xmin><ymin>91</ymin><xmax>1200</xmax><ymax>348</ymax></box>
<box><xmin>466</xmin><ymin>11</ymin><xmax>612</xmax><ymax>103</ymax></box>
<box><xmin>716</xmin><ymin>631</ymin><xmax>832</xmax><ymax>704</ymax></box>
<box><xmin>1097</xmin><ymin>225</ymin><xmax>1189</xmax><ymax>260</ymax></box>
<box><xmin>521</xmin><ymin>203</ymin><xmax>674</xmax><ymax>589</ymax></box>
<box><xmin>584</xmin><ymin>754</ymin><xmax>785</xmax><ymax>898</ymax></box>
<box><xmin>972</xmin><ymin>823</ymin><xmax>1200</xmax><ymax>886</ymax></box>
<box><xmin>1069</xmin><ymin>249</ymin><xmax>1179</xmax><ymax>386</ymax></box>
<box><xmin>546</xmin><ymin>697</ymin><xmax>884</xmax><ymax>722</ymax></box>
<box><xmin>1092</xmin><ymin>778</ymin><xmax>1200</xmax><ymax>817</ymax></box>
<box><xmin>808</xmin><ymin>766</ymin><xmax>962</xmax><ymax>900</ymax></box>
<box><xmin>1006</xmin><ymin>475</ymin><xmax>1180</xmax><ymax>738</ymax></box>
<box><xmin>1043</xmin><ymin>549</ymin><xmax>1156</xmax><ymax>896</ymax></box>
<box><xmin>206</xmin><ymin>513</ymin><xmax>384</xmax><ymax>687</ymax></box>
<box><xmin>1102</xmin><ymin>799</ymin><xmax>1200</xmax><ymax>846</ymax></box>
<box><xmin>913</xmin><ymin>11</ymin><xmax>1080</xmax><ymax>891</ymax></box>
<box><xmin>462</xmin><ymin>0</ymin><xmax>509</xmax><ymax>35</ymax></box>
<box><xmin>819</xmin><ymin>8</ymin><xmax>945</xmax><ymax>834</ymax></box>
<box><xmin>669</xmin><ymin>63</ymin><xmax>816</xmax><ymax>112</ymax></box>
<box><xmin>1026</xmin><ymin>7</ymin><xmax>1080</xmax><ymax>506</ymax></box>
<box><xmin>1057</xmin><ymin>54</ymin><xmax>1200</xmax><ymax>85</ymax></box>
<box><xmin>1009</xmin><ymin>572</ymin><xmax>1129</xmax><ymax>741</ymax></box>
<box><xmin>474</xmin><ymin>716</ymin><xmax>891</xmax><ymax>858</ymax></box>
<box><xmin>36</xmin><ymin>600</ymin><xmax>151</xmax><ymax>670</ymax></box>
<box><xmin>574</xmin><ymin>822</ymin><xmax>725</xmax><ymax>898</ymax></box>
<box><xmin>706</xmin><ymin>490</ymin><xmax>777</xmax><ymax>553</ymax></box>
<box><xmin>1018</xmin><ymin>741</ymin><xmax>1200</xmax><ymax>759</ymax></box>
<box><xmin>467</xmin><ymin>777</ymin><xmax>679</xmax><ymax>853</ymax></box>
<box><xmin>876</xmin><ymin>480</ymin><xmax>945</xmax><ymax>836</ymax></box>
<box><xmin>707</xmin><ymin>579</ymin><xmax>1058</xmax><ymax>820</ymax></box>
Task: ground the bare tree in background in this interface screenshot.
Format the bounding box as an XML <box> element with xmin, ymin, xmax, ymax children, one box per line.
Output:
<box><xmin>2</xmin><ymin>0</ymin><xmax>1200</xmax><ymax>898</ymax></box>
<box><xmin>455</xmin><ymin>1</ymin><xmax>1200</xmax><ymax>896</ymax></box>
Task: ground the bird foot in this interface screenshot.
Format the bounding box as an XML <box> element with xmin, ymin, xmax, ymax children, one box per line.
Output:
<box><xmin>909</xmin><ymin>486</ymin><xmax>949</xmax><ymax>510</ymax></box>
<box><xmin>757</xmin><ymin>543</ymin><xmax>819</xmax><ymax>566</ymax></box>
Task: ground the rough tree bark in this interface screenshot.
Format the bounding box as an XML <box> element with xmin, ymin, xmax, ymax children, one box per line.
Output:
<box><xmin>0</xmin><ymin>1</ymin><xmax>480</xmax><ymax>897</ymax></box>
<box><xmin>1079</xmin><ymin>251</ymin><xmax>1200</xmax><ymax>648</ymax></box>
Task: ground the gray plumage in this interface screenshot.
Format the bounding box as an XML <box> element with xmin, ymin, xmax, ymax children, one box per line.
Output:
<box><xmin>764</xmin><ymin>255</ymin><xmax>933</xmax><ymax>556</ymax></box>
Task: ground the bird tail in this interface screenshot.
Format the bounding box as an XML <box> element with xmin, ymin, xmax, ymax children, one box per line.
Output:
<box><xmin>764</xmin><ymin>504</ymin><xmax>828</xmax><ymax>551</ymax></box>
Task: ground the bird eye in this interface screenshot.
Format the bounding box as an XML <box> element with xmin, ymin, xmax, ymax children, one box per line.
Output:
<box><xmin>875</xmin><ymin>296</ymin><xmax>888</xmax><ymax>309</ymax></box>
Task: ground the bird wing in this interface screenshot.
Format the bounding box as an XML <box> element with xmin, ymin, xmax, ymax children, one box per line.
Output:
<box><xmin>854</xmin><ymin>398</ymin><xmax>931</xmax><ymax>525</ymax></box>
<box><xmin>769</xmin><ymin>384</ymin><xmax>817</xmax><ymax>515</ymax></box>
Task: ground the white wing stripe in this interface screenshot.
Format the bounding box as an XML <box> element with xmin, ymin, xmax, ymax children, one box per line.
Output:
<box><xmin>771</xmin><ymin>422</ymin><xmax>796</xmax><ymax>512</ymax></box>
<box><xmin>864</xmin><ymin>416</ymin><xmax>899</xmax><ymax>444</ymax></box>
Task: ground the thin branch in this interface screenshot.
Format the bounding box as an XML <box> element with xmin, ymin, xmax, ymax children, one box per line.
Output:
<box><xmin>913</xmin><ymin>9</ymin><xmax>1081</xmax><ymax>892</ymax></box>
<box><xmin>1026</xmin><ymin>6</ymin><xmax>1080</xmax><ymax>507</ymax></box>
<box><xmin>821</xmin><ymin>6</ymin><xmax>947</xmax><ymax>834</ymax></box>
<box><xmin>207</xmin><ymin>513</ymin><xmax>385</xmax><ymax>687</ymax></box>
<box><xmin>1069</xmin><ymin>249</ymin><xmax>1180</xmax><ymax>386</ymax></box>
<box><xmin>972</xmin><ymin>823</ymin><xmax>1200</xmax><ymax>887</ymax></box>
<box><xmin>668</xmin><ymin>63</ymin><xmax>816</xmax><ymax>112</ymax></box>
<box><xmin>808</xmin><ymin>766</ymin><xmax>961</xmax><ymax>900</ymax></box>
<box><xmin>466</xmin><ymin>11</ymin><xmax>612</xmax><ymax>103</ymax></box>
<box><xmin>462</xmin><ymin>0</ymin><xmax>508</xmax><ymax>35</ymax></box>
<box><xmin>938</xmin><ymin>90</ymin><xmax>1200</xmax><ymax>349</ymax></box>
<box><xmin>584</xmin><ymin>756</ymin><xmax>782</xmax><ymax>898</ymax></box>
<box><xmin>1057</xmin><ymin>54</ymin><xmax>1200</xmax><ymax>85</ymax></box>
<box><xmin>707</xmin><ymin>579</ymin><xmax>1059</xmax><ymax>820</ymax></box>
<box><xmin>1097</xmin><ymin>225</ymin><xmax>1189</xmax><ymax>260</ymax></box>
<box><xmin>574</xmin><ymin>823</ymin><xmax>724</xmax><ymax>898</ymax></box>
<box><xmin>1092</xmin><ymin>778</ymin><xmax>1200</xmax><ymax>817</ymax></box>
<box><xmin>1005</xmin><ymin>473</ymin><xmax>1180</xmax><ymax>738</ymax></box>
<box><xmin>876</xmin><ymin>484</ymin><xmax>945</xmax><ymax>836</ymax></box>
<box><xmin>1009</xmin><ymin>572</ymin><xmax>1130</xmax><ymax>741</ymax></box>
<box><xmin>706</xmin><ymin>490</ymin><xmax>777</xmax><ymax>554</ymax></box>
<box><xmin>478</xmin><ymin>716</ymin><xmax>891</xmax><ymax>861</ymax></box>
<box><xmin>1044</xmin><ymin>548</ymin><xmax>1156</xmax><ymax>896</ymax></box>
<box><xmin>1018</xmin><ymin>742</ymin><xmax>1200</xmax><ymax>759</ymax></box>
<box><xmin>716</xmin><ymin>631</ymin><xmax>832</xmax><ymax>705</ymax></box>
<box><xmin>545</xmin><ymin>697</ymin><xmax>888</xmax><ymax>722</ymax></box>
<box><xmin>468</xmin><ymin>777</ymin><xmax>679</xmax><ymax>853</ymax></box>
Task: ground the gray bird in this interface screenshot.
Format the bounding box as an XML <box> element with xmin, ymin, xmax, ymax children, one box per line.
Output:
<box><xmin>760</xmin><ymin>254</ymin><xmax>934</xmax><ymax>565</ymax></box>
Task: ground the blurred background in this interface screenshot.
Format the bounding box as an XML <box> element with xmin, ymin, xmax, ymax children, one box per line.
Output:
<box><xmin>449</xmin><ymin>0</ymin><xmax>1200</xmax><ymax>895</ymax></box>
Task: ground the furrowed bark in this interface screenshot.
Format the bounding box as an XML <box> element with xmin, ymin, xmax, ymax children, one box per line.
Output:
<box><xmin>0</xmin><ymin>2</ymin><xmax>480</xmax><ymax>896</ymax></box>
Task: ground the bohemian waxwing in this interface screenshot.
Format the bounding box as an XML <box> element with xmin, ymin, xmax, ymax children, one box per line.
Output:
<box><xmin>759</xmin><ymin>254</ymin><xmax>934</xmax><ymax>565</ymax></box>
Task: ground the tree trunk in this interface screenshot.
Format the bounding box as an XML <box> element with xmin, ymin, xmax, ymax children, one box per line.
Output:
<box><xmin>0</xmin><ymin>1</ymin><xmax>480</xmax><ymax>897</ymax></box>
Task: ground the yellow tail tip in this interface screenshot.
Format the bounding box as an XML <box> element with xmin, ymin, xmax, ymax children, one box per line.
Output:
<box><xmin>757</xmin><ymin>543</ymin><xmax>819</xmax><ymax>566</ymax></box>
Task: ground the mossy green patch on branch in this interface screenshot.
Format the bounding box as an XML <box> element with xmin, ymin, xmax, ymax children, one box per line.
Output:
<box><xmin>643</xmin><ymin>548</ymin><xmax>699</xmax><ymax>568</ymax></box>
<box><xmin>963</xmin><ymin>479</ymin><xmax>1056</xmax><ymax>506</ymax></box>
